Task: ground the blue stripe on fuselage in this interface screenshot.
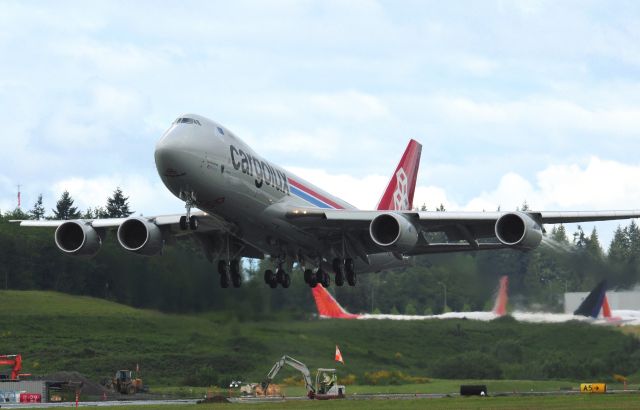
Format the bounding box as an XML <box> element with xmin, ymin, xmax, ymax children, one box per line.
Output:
<box><xmin>290</xmin><ymin>185</ymin><xmax>333</xmax><ymax>209</ymax></box>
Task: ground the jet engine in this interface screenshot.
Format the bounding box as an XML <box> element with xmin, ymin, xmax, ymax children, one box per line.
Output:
<box><xmin>495</xmin><ymin>212</ymin><xmax>543</xmax><ymax>250</ymax></box>
<box><xmin>54</xmin><ymin>221</ymin><xmax>102</xmax><ymax>256</ymax></box>
<box><xmin>369</xmin><ymin>212</ymin><xmax>419</xmax><ymax>252</ymax></box>
<box><xmin>117</xmin><ymin>217</ymin><xmax>163</xmax><ymax>256</ymax></box>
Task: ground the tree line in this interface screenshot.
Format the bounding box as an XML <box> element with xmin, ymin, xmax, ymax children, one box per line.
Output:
<box><xmin>7</xmin><ymin>188</ymin><xmax>133</xmax><ymax>221</ymax></box>
<box><xmin>0</xmin><ymin>194</ymin><xmax>639</xmax><ymax>317</ymax></box>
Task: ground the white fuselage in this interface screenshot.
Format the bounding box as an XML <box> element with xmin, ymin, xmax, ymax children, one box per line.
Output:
<box><xmin>153</xmin><ymin>114</ymin><xmax>403</xmax><ymax>272</ymax></box>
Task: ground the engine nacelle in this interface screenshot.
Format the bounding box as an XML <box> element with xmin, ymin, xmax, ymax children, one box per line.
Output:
<box><xmin>369</xmin><ymin>212</ymin><xmax>420</xmax><ymax>252</ymax></box>
<box><xmin>54</xmin><ymin>221</ymin><xmax>102</xmax><ymax>256</ymax></box>
<box><xmin>495</xmin><ymin>212</ymin><xmax>543</xmax><ymax>250</ymax></box>
<box><xmin>117</xmin><ymin>218</ymin><xmax>163</xmax><ymax>256</ymax></box>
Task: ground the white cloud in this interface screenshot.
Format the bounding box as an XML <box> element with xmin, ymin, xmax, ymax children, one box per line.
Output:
<box><xmin>309</xmin><ymin>91</ymin><xmax>389</xmax><ymax>121</ymax></box>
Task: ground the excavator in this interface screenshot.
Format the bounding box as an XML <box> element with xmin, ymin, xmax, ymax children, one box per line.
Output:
<box><xmin>260</xmin><ymin>355</ymin><xmax>345</xmax><ymax>400</ymax></box>
<box><xmin>0</xmin><ymin>354</ymin><xmax>29</xmax><ymax>380</ymax></box>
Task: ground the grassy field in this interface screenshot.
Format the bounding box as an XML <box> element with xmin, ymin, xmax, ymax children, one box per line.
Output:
<box><xmin>1</xmin><ymin>290</ymin><xmax>639</xmax><ymax>388</ymax></box>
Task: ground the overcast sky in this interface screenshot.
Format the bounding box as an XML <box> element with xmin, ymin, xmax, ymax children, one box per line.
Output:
<box><xmin>2</xmin><ymin>0</ymin><xmax>640</xmax><ymax>247</ymax></box>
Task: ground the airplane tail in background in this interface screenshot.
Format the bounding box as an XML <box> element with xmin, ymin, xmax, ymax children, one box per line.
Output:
<box><xmin>376</xmin><ymin>139</ymin><xmax>422</xmax><ymax>211</ymax></box>
<box><xmin>574</xmin><ymin>280</ymin><xmax>607</xmax><ymax>318</ymax></box>
<box><xmin>602</xmin><ymin>295</ymin><xmax>612</xmax><ymax>319</ymax></box>
<box><xmin>311</xmin><ymin>286</ymin><xmax>361</xmax><ymax>319</ymax></box>
<box><xmin>492</xmin><ymin>276</ymin><xmax>509</xmax><ymax>316</ymax></box>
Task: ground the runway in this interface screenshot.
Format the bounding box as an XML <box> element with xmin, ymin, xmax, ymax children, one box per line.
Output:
<box><xmin>0</xmin><ymin>399</ymin><xmax>199</xmax><ymax>408</ymax></box>
<box><xmin>2</xmin><ymin>389</ymin><xmax>639</xmax><ymax>408</ymax></box>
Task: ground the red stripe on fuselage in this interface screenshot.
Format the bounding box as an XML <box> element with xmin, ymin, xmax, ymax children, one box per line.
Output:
<box><xmin>288</xmin><ymin>178</ymin><xmax>344</xmax><ymax>209</ymax></box>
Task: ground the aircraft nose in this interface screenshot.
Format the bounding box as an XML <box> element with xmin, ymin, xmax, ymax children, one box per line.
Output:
<box><xmin>154</xmin><ymin>127</ymin><xmax>193</xmax><ymax>177</ymax></box>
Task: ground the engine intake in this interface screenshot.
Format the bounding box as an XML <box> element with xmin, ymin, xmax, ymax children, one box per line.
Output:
<box><xmin>54</xmin><ymin>221</ymin><xmax>102</xmax><ymax>256</ymax></box>
<box><xmin>369</xmin><ymin>213</ymin><xmax>419</xmax><ymax>252</ymax></box>
<box><xmin>495</xmin><ymin>212</ymin><xmax>543</xmax><ymax>250</ymax></box>
<box><xmin>117</xmin><ymin>218</ymin><xmax>163</xmax><ymax>255</ymax></box>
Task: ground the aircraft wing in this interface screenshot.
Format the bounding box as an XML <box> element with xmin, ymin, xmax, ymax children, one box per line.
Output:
<box><xmin>286</xmin><ymin>207</ymin><xmax>640</xmax><ymax>257</ymax></box>
<box><xmin>12</xmin><ymin>211</ymin><xmax>264</xmax><ymax>260</ymax></box>
<box><xmin>13</xmin><ymin>210</ymin><xmax>229</xmax><ymax>232</ymax></box>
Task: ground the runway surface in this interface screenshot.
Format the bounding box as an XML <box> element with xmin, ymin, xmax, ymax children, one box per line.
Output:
<box><xmin>2</xmin><ymin>389</ymin><xmax>639</xmax><ymax>408</ymax></box>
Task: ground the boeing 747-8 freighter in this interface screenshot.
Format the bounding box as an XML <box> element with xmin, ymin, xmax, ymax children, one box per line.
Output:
<box><xmin>15</xmin><ymin>114</ymin><xmax>640</xmax><ymax>289</ymax></box>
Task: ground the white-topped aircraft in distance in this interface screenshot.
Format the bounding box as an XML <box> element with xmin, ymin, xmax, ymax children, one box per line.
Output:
<box><xmin>15</xmin><ymin>114</ymin><xmax>640</xmax><ymax>289</ymax></box>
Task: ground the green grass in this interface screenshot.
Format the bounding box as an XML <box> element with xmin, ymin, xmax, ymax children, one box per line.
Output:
<box><xmin>1</xmin><ymin>290</ymin><xmax>639</xmax><ymax>387</ymax></box>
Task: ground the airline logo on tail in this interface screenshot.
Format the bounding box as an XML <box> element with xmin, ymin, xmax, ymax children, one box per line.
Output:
<box><xmin>377</xmin><ymin>139</ymin><xmax>422</xmax><ymax>211</ymax></box>
<box><xmin>311</xmin><ymin>286</ymin><xmax>361</xmax><ymax>319</ymax></box>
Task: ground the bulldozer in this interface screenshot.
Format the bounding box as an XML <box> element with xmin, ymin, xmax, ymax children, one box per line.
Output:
<box><xmin>108</xmin><ymin>369</ymin><xmax>145</xmax><ymax>394</ymax></box>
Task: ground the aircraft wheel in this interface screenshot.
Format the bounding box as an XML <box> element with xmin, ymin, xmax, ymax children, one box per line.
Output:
<box><xmin>333</xmin><ymin>258</ymin><xmax>344</xmax><ymax>286</ymax></box>
<box><xmin>231</xmin><ymin>273</ymin><xmax>242</xmax><ymax>288</ymax></box>
<box><xmin>230</xmin><ymin>260</ymin><xmax>242</xmax><ymax>287</ymax></box>
<box><xmin>309</xmin><ymin>277</ymin><xmax>318</xmax><ymax>288</ymax></box>
<box><xmin>264</xmin><ymin>269</ymin><xmax>275</xmax><ymax>285</ymax></box>
<box><xmin>321</xmin><ymin>271</ymin><xmax>331</xmax><ymax>288</ymax></box>
<box><xmin>344</xmin><ymin>258</ymin><xmax>354</xmax><ymax>274</ymax></box>
<box><xmin>189</xmin><ymin>215</ymin><xmax>199</xmax><ymax>230</ymax></box>
<box><xmin>179</xmin><ymin>215</ymin><xmax>188</xmax><ymax>230</ymax></box>
<box><xmin>276</xmin><ymin>268</ymin><xmax>286</xmax><ymax>284</ymax></box>
<box><xmin>303</xmin><ymin>269</ymin><xmax>314</xmax><ymax>284</ymax></box>
<box><xmin>345</xmin><ymin>258</ymin><xmax>356</xmax><ymax>286</ymax></box>
<box><xmin>282</xmin><ymin>273</ymin><xmax>291</xmax><ymax>288</ymax></box>
<box><xmin>218</xmin><ymin>260</ymin><xmax>227</xmax><ymax>275</ymax></box>
<box><xmin>220</xmin><ymin>272</ymin><xmax>230</xmax><ymax>288</ymax></box>
<box><xmin>269</xmin><ymin>278</ymin><xmax>278</xmax><ymax>289</ymax></box>
<box><xmin>346</xmin><ymin>270</ymin><xmax>357</xmax><ymax>286</ymax></box>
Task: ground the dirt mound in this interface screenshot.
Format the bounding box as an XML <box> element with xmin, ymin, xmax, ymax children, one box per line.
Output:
<box><xmin>198</xmin><ymin>395</ymin><xmax>230</xmax><ymax>404</ymax></box>
<box><xmin>42</xmin><ymin>371</ymin><xmax>110</xmax><ymax>396</ymax></box>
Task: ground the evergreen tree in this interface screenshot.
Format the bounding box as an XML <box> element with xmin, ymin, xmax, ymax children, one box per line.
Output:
<box><xmin>586</xmin><ymin>227</ymin><xmax>603</xmax><ymax>259</ymax></box>
<box><xmin>609</xmin><ymin>226</ymin><xmax>630</xmax><ymax>263</ymax></box>
<box><xmin>105</xmin><ymin>187</ymin><xmax>133</xmax><ymax>218</ymax></box>
<box><xmin>52</xmin><ymin>191</ymin><xmax>80</xmax><ymax>220</ymax></box>
<box><xmin>551</xmin><ymin>224</ymin><xmax>569</xmax><ymax>243</ymax></box>
<box><xmin>29</xmin><ymin>194</ymin><xmax>46</xmax><ymax>220</ymax></box>
<box><xmin>5</xmin><ymin>207</ymin><xmax>29</xmax><ymax>220</ymax></box>
<box><xmin>626</xmin><ymin>220</ymin><xmax>640</xmax><ymax>263</ymax></box>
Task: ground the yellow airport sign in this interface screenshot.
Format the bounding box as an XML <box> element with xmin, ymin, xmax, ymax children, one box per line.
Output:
<box><xmin>580</xmin><ymin>383</ymin><xmax>606</xmax><ymax>393</ymax></box>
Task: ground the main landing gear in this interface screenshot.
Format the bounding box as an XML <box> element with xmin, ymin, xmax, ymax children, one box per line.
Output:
<box><xmin>264</xmin><ymin>267</ymin><xmax>291</xmax><ymax>288</ymax></box>
<box><xmin>303</xmin><ymin>258</ymin><xmax>356</xmax><ymax>288</ymax></box>
<box><xmin>218</xmin><ymin>259</ymin><xmax>242</xmax><ymax>288</ymax></box>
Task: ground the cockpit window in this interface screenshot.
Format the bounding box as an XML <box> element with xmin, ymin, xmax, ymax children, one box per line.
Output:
<box><xmin>174</xmin><ymin>117</ymin><xmax>201</xmax><ymax>125</ymax></box>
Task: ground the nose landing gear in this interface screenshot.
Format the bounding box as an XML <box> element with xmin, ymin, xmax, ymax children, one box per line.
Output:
<box><xmin>179</xmin><ymin>191</ymin><xmax>198</xmax><ymax>231</ymax></box>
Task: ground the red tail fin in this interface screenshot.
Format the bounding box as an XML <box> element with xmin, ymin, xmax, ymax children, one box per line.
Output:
<box><xmin>311</xmin><ymin>286</ymin><xmax>361</xmax><ymax>319</ymax></box>
<box><xmin>376</xmin><ymin>139</ymin><xmax>422</xmax><ymax>211</ymax></box>
<box><xmin>602</xmin><ymin>295</ymin><xmax>612</xmax><ymax>318</ymax></box>
<box><xmin>492</xmin><ymin>276</ymin><xmax>509</xmax><ymax>316</ymax></box>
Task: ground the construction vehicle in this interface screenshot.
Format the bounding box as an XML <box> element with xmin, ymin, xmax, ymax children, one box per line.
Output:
<box><xmin>261</xmin><ymin>355</ymin><xmax>345</xmax><ymax>399</ymax></box>
<box><xmin>108</xmin><ymin>370</ymin><xmax>145</xmax><ymax>394</ymax></box>
<box><xmin>0</xmin><ymin>354</ymin><xmax>30</xmax><ymax>380</ymax></box>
